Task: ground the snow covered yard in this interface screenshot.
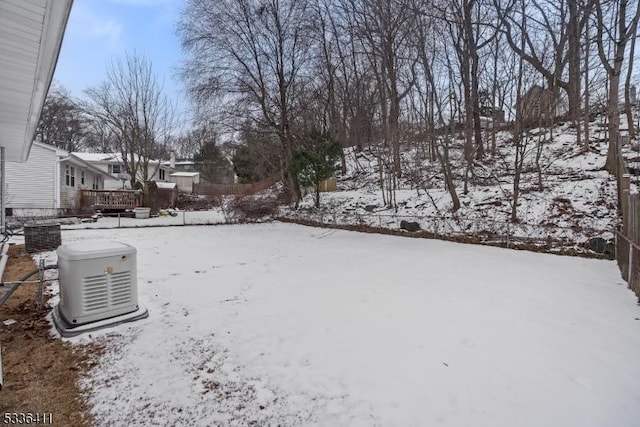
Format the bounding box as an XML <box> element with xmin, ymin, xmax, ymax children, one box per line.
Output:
<box><xmin>49</xmin><ymin>222</ymin><xmax>640</xmax><ymax>426</ymax></box>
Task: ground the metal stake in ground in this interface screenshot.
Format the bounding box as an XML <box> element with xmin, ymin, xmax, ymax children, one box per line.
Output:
<box><xmin>37</xmin><ymin>258</ymin><xmax>44</xmax><ymax>309</ymax></box>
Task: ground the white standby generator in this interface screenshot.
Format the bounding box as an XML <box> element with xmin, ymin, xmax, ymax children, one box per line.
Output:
<box><xmin>52</xmin><ymin>241</ymin><xmax>148</xmax><ymax>337</ymax></box>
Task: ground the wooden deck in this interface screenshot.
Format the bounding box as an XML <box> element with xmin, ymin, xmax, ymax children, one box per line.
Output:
<box><xmin>80</xmin><ymin>189</ymin><xmax>143</xmax><ymax>210</ymax></box>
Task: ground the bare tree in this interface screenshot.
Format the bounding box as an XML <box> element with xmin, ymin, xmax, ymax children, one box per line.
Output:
<box><xmin>310</xmin><ymin>0</ymin><xmax>377</xmax><ymax>174</ymax></box>
<box><xmin>413</xmin><ymin>10</ymin><xmax>462</xmax><ymax>211</ymax></box>
<box><xmin>85</xmin><ymin>52</ymin><xmax>176</xmax><ymax>189</ymax></box>
<box><xmin>583</xmin><ymin>12</ymin><xmax>591</xmax><ymax>151</ymax></box>
<box><xmin>511</xmin><ymin>0</ymin><xmax>529</xmax><ymax>222</ymax></box>
<box><xmin>596</xmin><ymin>0</ymin><xmax>640</xmax><ymax>173</ymax></box>
<box><xmin>83</xmin><ymin>118</ymin><xmax>117</xmax><ymax>153</ymax></box>
<box><xmin>178</xmin><ymin>0</ymin><xmax>314</xmax><ymax>204</ymax></box>
<box><xmin>342</xmin><ymin>0</ymin><xmax>417</xmax><ymax>177</ymax></box>
<box><xmin>36</xmin><ymin>84</ymin><xmax>85</xmax><ymax>151</ymax></box>
<box><xmin>437</xmin><ymin>0</ymin><xmax>497</xmax><ymax>161</ymax></box>
<box><xmin>623</xmin><ymin>21</ymin><xmax>637</xmax><ymax>139</ymax></box>
<box><xmin>494</xmin><ymin>0</ymin><xmax>595</xmax><ymax>123</ymax></box>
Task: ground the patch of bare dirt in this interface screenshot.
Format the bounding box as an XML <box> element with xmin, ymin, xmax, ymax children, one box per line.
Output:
<box><xmin>0</xmin><ymin>244</ymin><xmax>103</xmax><ymax>426</ymax></box>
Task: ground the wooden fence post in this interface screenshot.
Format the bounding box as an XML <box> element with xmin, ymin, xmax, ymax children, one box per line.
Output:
<box><xmin>621</xmin><ymin>174</ymin><xmax>631</xmax><ymax>236</ymax></box>
<box><xmin>631</xmin><ymin>193</ymin><xmax>635</xmax><ymax>244</ymax></box>
<box><xmin>628</xmin><ymin>238</ymin><xmax>634</xmax><ymax>285</ymax></box>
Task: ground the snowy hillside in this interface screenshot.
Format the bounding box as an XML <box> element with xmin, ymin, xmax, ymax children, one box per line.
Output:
<box><xmin>284</xmin><ymin>116</ymin><xmax>634</xmax><ymax>254</ymax></box>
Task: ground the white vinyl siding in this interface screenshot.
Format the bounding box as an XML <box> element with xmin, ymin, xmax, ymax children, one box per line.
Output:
<box><xmin>5</xmin><ymin>143</ymin><xmax>113</xmax><ymax>213</ymax></box>
<box><xmin>5</xmin><ymin>143</ymin><xmax>57</xmax><ymax>209</ymax></box>
<box><xmin>82</xmin><ymin>161</ymin><xmax>122</xmax><ymax>190</ymax></box>
<box><xmin>59</xmin><ymin>164</ymin><xmax>78</xmax><ymax>210</ymax></box>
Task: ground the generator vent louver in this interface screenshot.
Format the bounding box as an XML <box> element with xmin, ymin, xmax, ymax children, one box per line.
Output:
<box><xmin>81</xmin><ymin>271</ymin><xmax>132</xmax><ymax>312</ymax></box>
<box><xmin>110</xmin><ymin>271</ymin><xmax>132</xmax><ymax>305</ymax></box>
<box><xmin>83</xmin><ymin>274</ymin><xmax>109</xmax><ymax>312</ymax></box>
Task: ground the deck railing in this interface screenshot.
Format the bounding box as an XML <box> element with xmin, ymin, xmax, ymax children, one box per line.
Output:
<box><xmin>80</xmin><ymin>189</ymin><xmax>143</xmax><ymax>210</ymax></box>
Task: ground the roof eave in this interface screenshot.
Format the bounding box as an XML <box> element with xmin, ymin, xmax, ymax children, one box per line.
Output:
<box><xmin>0</xmin><ymin>0</ymin><xmax>74</xmax><ymax>163</ymax></box>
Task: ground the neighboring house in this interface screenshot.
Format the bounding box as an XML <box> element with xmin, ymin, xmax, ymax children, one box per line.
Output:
<box><xmin>73</xmin><ymin>152</ymin><xmax>174</xmax><ymax>190</ymax></box>
<box><xmin>4</xmin><ymin>142</ymin><xmax>116</xmax><ymax>217</ymax></box>
<box><xmin>520</xmin><ymin>85</ymin><xmax>568</xmax><ymax>122</ymax></box>
<box><xmin>169</xmin><ymin>172</ymin><xmax>200</xmax><ymax>194</ymax></box>
<box><xmin>162</xmin><ymin>153</ymin><xmax>235</xmax><ymax>185</ymax></box>
<box><xmin>479</xmin><ymin>106</ymin><xmax>505</xmax><ymax>124</ymax></box>
<box><xmin>162</xmin><ymin>152</ymin><xmax>196</xmax><ymax>173</ymax></box>
<box><xmin>163</xmin><ymin>160</ymin><xmax>196</xmax><ymax>173</ymax></box>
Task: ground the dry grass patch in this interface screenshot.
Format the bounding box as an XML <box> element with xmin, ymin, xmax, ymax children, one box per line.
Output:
<box><xmin>0</xmin><ymin>244</ymin><xmax>102</xmax><ymax>426</ymax></box>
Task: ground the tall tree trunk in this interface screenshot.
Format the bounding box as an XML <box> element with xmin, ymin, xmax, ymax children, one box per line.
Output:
<box><xmin>491</xmin><ymin>34</ymin><xmax>499</xmax><ymax>156</ymax></box>
<box><xmin>598</xmin><ymin>0</ymin><xmax>640</xmax><ymax>173</ymax></box>
<box><xmin>436</xmin><ymin>140</ymin><xmax>461</xmax><ymax>212</ymax></box>
<box><xmin>465</xmin><ymin>0</ymin><xmax>483</xmax><ymax>159</ymax></box>
<box><xmin>460</xmin><ymin>45</ymin><xmax>474</xmax><ymax>165</ymax></box>
<box><xmin>583</xmin><ymin>16</ymin><xmax>590</xmax><ymax>152</ymax></box>
<box><xmin>511</xmin><ymin>0</ymin><xmax>526</xmax><ymax>223</ymax></box>
<box><xmin>625</xmin><ymin>27</ymin><xmax>637</xmax><ymax>139</ymax></box>
<box><xmin>386</xmin><ymin>49</ymin><xmax>402</xmax><ymax>178</ymax></box>
<box><xmin>605</xmin><ymin>76</ymin><xmax>622</xmax><ymax>175</ymax></box>
<box><xmin>567</xmin><ymin>0</ymin><xmax>581</xmax><ymax>122</ymax></box>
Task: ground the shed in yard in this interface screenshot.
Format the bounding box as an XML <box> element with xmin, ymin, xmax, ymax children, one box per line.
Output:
<box><xmin>169</xmin><ymin>172</ymin><xmax>200</xmax><ymax>194</ymax></box>
<box><xmin>154</xmin><ymin>181</ymin><xmax>178</xmax><ymax>208</ymax></box>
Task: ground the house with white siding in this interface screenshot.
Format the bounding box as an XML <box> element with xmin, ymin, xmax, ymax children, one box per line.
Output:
<box><xmin>73</xmin><ymin>152</ymin><xmax>173</xmax><ymax>190</ymax></box>
<box><xmin>4</xmin><ymin>142</ymin><xmax>116</xmax><ymax>217</ymax></box>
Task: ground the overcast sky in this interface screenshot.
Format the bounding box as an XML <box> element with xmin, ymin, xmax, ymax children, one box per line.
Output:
<box><xmin>53</xmin><ymin>0</ymin><xmax>188</xmax><ymax>118</ymax></box>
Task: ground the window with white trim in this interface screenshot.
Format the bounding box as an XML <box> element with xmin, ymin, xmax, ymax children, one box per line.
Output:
<box><xmin>159</xmin><ymin>169</ymin><xmax>165</xmax><ymax>180</ymax></box>
<box><xmin>65</xmin><ymin>165</ymin><xmax>75</xmax><ymax>187</ymax></box>
<box><xmin>92</xmin><ymin>175</ymin><xmax>103</xmax><ymax>190</ymax></box>
<box><xmin>81</xmin><ymin>170</ymin><xmax>85</xmax><ymax>186</ymax></box>
<box><xmin>109</xmin><ymin>163</ymin><xmax>121</xmax><ymax>174</ymax></box>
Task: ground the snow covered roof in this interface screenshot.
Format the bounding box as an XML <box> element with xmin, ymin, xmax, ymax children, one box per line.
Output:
<box><xmin>33</xmin><ymin>141</ymin><xmax>108</xmax><ymax>179</ymax></box>
<box><xmin>72</xmin><ymin>152</ymin><xmax>116</xmax><ymax>162</ymax></box>
<box><xmin>65</xmin><ymin>154</ymin><xmax>119</xmax><ymax>179</ymax></box>
<box><xmin>170</xmin><ymin>171</ymin><xmax>200</xmax><ymax>177</ymax></box>
<box><xmin>30</xmin><ymin>142</ymin><xmax>116</xmax><ymax>179</ymax></box>
<box><xmin>162</xmin><ymin>160</ymin><xmax>194</xmax><ymax>166</ymax></box>
<box><xmin>0</xmin><ymin>0</ymin><xmax>74</xmax><ymax>162</ymax></box>
<box><xmin>32</xmin><ymin>141</ymin><xmax>60</xmax><ymax>153</ymax></box>
<box><xmin>155</xmin><ymin>181</ymin><xmax>177</xmax><ymax>190</ymax></box>
<box><xmin>73</xmin><ymin>151</ymin><xmax>170</xmax><ymax>167</ymax></box>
